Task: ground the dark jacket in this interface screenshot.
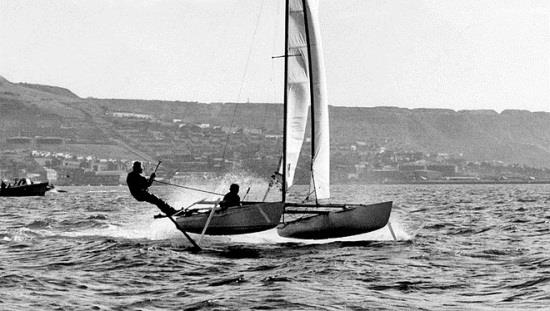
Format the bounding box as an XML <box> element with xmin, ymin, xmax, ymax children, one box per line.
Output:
<box><xmin>220</xmin><ymin>192</ymin><xmax>240</xmax><ymax>209</ymax></box>
<box><xmin>126</xmin><ymin>171</ymin><xmax>154</xmax><ymax>200</ymax></box>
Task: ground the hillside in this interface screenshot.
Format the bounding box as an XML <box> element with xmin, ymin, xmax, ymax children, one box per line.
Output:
<box><xmin>330</xmin><ymin>107</ymin><xmax>550</xmax><ymax>167</ymax></box>
<box><xmin>2</xmin><ymin>76</ymin><xmax>550</xmax><ymax>167</ymax></box>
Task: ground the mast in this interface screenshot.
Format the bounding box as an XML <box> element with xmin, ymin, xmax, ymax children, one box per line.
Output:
<box><xmin>301</xmin><ymin>0</ymin><xmax>319</xmax><ymax>202</ymax></box>
<box><xmin>282</xmin><ymin>0</ymin><xmax>289</xmax><ymax>203</ymax></box>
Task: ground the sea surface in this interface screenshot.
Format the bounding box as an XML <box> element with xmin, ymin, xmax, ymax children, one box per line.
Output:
<box><xmin>1</xmin><ymin>182</ymin><xmax>549</xmax><ymax>310</ymax></box>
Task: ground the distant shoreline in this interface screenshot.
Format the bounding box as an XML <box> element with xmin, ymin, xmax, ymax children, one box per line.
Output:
<box><xmin>52</xmin><ymin>180</ymin><xmax>550</xmax><ymax>187</ymax></box>
<box><xmin>287</xmin><ymin>180</ymin><xmax>550</xmax><ymax>186</ymax></box>
<box><xmin>374</xmin><ymin>180</ymin><xmax>550</xmax><ymax>185</ymax></box>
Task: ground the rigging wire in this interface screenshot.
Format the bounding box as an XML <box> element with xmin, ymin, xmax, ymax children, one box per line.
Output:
<box><xmin>266</xmin><ymin>0</ymin><xmax>283</xmax><ymax>147</ymax></box>
<box><xmin>257</xmin><ymin>0</ymin><xmax>283</xmax><ymax>180</ymax></box>
<box><xmin>221</xmin><ymin>0</ymin><xmax>267</xmax><ymax>162</ymax></box>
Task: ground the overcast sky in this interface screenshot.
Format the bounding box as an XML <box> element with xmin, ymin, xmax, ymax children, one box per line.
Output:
<box><xmin>1</xmin><ymin>0</ymin><xmax>549</xmax><ymax>112</ymax></box>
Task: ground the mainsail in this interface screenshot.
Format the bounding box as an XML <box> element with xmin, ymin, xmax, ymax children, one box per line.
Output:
<box><xmin>284</xmin><ymin>0</ymin><xmax>330</xmax><ymax>199</ymax></box>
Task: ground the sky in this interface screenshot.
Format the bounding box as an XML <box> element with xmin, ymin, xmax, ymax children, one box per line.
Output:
<box><xmin>1</xmin><ymin>0</ymin><xmax>550</xmax><ymax>112</ymax></box>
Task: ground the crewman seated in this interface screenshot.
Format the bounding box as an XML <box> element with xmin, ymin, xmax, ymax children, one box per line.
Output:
<box><xmin>219</xmin><ymin>184</ymin><xmax>241</xmax><ymax>211</ymax></box>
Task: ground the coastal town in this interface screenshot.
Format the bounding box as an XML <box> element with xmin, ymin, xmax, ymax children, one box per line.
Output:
<box><xmin>2</xmin><ymin>110</ymin><xmax>550</xmax><ymax>186</ymax></box>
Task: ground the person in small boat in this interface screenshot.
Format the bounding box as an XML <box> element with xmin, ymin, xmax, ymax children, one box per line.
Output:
<box><xmin>219</xmin><ymin>183</ymin><xmax>241</xmax><ymax>210</ymax></box>
<box><xmin>15</xmin><ymin>178</ymin><xmax>30</xmax><ymax>186</ymax></box>
<box><xmin>126</xmin><ymin>161</ymin><xmax>177</xmax><ymax>216</ymax></box>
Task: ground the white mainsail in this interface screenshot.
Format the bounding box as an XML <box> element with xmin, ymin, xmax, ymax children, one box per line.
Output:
<box><xmin>305</xmin><ymin>0</ymin><xmax>330</xmax><ymax>199</ymax></box>
<box><xmin>284</xmin><ymin>0</ymin><xmax>330</xmax><ymax>199</ymax></box>
<box><xmin>284</xmin><ymin>0</ymin><xmax>309</xmax><ymax>190</ymax></box>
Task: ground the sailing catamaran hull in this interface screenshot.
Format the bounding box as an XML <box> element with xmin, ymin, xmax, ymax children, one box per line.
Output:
<box><xmin>277</xmin><ymin>201</ymin><xmax>393</xmax><ymax>239</ymax></box>
<box><xmin>175</xmin><ymin>202</ymin><xmax>285</xmax><ymax>235</ymax></box>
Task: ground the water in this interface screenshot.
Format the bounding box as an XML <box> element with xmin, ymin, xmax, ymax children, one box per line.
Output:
<box><xmin>1</xmin><ymin>183</ymin><xmax>549</xmax><ymax>310</ymax></box>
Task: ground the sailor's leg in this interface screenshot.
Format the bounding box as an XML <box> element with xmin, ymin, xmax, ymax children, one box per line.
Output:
<box><xmin>142</xmin><ymin>192</ymin><xmax>177</xmax><ymax>216</ymax></box>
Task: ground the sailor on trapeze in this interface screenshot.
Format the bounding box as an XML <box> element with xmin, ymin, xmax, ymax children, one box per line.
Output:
<box><xmin>126</xmin><ymin>161</ymin><xmax>177</xmax><ymax>216</ymax></box>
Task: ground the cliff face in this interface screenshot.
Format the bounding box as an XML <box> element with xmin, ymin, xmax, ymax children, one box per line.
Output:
<box><xmin>2</xmin><ymin>76</ymin><xmax>550</xmax><ymax>167</ymax></box>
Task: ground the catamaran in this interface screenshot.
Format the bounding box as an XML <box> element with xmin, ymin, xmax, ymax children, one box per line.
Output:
<box><xmin>171</xmin><ymin>0</ymin><xmax>392</xmax><ymax>240</ymax></box>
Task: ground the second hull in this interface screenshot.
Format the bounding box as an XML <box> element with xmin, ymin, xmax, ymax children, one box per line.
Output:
<box><xmin>277</xmin><ymin>201</ymin><xmax>393</xmax><ymax>239</ymax></box>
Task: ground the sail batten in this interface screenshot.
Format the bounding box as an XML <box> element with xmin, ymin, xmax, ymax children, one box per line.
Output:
<box><xmin>284</xmin><ymin>0</ymin><xmax>330</xmax><ymax>199</ymax></box>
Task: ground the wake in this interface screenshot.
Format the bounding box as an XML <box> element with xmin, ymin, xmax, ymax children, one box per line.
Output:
<box><xmin>58</xmin><ymin>213</ymin><xmax>412</xmax><ymax>247</ymax></box>
<box><xmin>59</xmin><ymin>173</ymin><xmax>414</xmax><ymax>245</ymax></box>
